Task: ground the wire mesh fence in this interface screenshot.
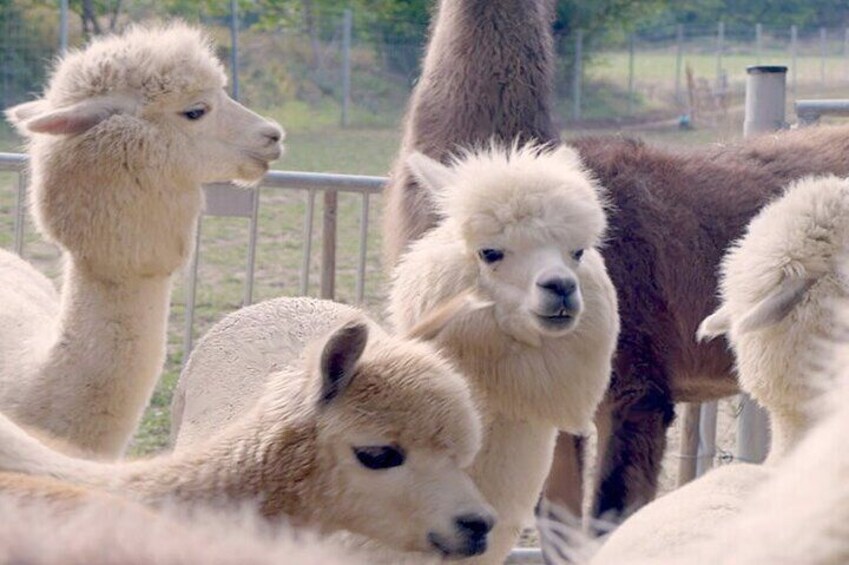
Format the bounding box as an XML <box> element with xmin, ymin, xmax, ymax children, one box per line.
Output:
<box><xmin>4</xmin><ymin>5</ymin><xmax>849</xmax><ymax>128</ymax></box>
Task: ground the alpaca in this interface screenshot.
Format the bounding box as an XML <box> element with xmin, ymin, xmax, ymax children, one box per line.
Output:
<box><xmin>0</xmin><ymin>473</ymin><xmax>369</xmax><ymax>565</ymax></box>
<box><xmin>379</xmin><ymin>0</ymin><xmax>849</xmax><ymax>522</ymax></box>
<box><xmin>0</xmin><ymin>296</ymin><xmax>496</xmax><ymax>559</ymax></box>
<box><xmin>382</xmin><ymin>0</ymin><xmax>559</xmax><ymax>265</ymax></box>
<box><xmin>679</xmin><ymin>358</ymin><xmax>849</xmax><ymax>565</ymax></box>
<box><xmin>389</xmin><ymin>143</ymin><xmax>620</xmax><ymax>564</ymax></box>
<box><xmin>0</xmin><ymin>23</ymin><xmax>283</xmax><ymax>458</ymax></box>
<box><xmin>569</xmin><ymin>127</ymin><xmax>849</xmax><ymax>519</ymax></box>
<box><xmin>543</xmin><ymin>354</ymin><xmax>849</xmax><ymax>565</ymax></box>
<box><xmin>588</xmin><ymin>175</ymin><xmax>849</xmax><ymax>563</ymax></box>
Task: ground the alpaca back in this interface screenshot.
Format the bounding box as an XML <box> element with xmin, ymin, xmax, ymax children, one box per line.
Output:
<box><xmin>0</xmin><ymin>251</ymin><xmax>58</xmax><ymax>386</ymax></box>
<box><xmin>173</xmin><ymin>298</ymin><xmax>364</xmax><ymax>450</ymax></box>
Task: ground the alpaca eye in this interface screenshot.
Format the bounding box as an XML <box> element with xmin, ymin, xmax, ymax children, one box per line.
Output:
<box><xmin>572</xmin><ymin>249</ymin><xmax>585</xmax><ymax>261</ymax></box>
<box><xmin>478</xmin><ymin>249</ymin><xmax>504</xmax><ymax>264</ymax></box>
<box><xmin>182</xmin><ymin>104</ymin><xmax>208</xmax><ymax>121</ymax></box>
<box><xmin>353</xmin><ymin>445</ymin><xmax>406</xmax><ymax>470</ymax></box>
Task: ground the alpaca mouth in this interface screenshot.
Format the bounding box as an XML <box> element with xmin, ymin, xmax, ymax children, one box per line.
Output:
<box><xmin>246</xmin><ymin>147</ymin><xmax>282</xmax><ymax>166</ymax></box>
<box><xmin>427</xmin><ymin>532</ymin><xmax>487</xmax><ymax>559</ymax></box>
<box><xmin>535</xmin><ymin>311</ymin><xmax>576</xmax><ymax>330</ymax></box>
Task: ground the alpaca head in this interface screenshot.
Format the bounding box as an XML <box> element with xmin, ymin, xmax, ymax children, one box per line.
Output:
<box><xmin>261</xmin><ymin>312</ymin><xmax>495</xmax><ymax>558</ymax></box>
<box><xmin>405</xmin><ymin>143</ymin><xmax>607</xmax><ymax>346</ymax></box>
<box><xmin>4</xmin><ymin>23</ymin><xmax>283</xmax><ymax>278</ymax></box>
<box><xmin>698</xmin><ymin>175</ymin><xmax>849</xmax><ymax>417</ymax></box>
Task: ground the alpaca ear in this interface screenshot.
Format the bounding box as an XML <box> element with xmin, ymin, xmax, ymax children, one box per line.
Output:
<box><xmin>407</xmin><ymin>152</ymin><xmax>457</xmax><ymax>197</ymax></box>
<box><xmin>406</xmin><ymin>289</ymin><xmax>493</xmax><ymax>341</ymax></box>
<box><xmin>737</xmin><ymin>276</ymin><xmax>814</xmax><ymax>335</ymax></box>
<box><xmin>696</xmin><ymin>305</ymin><xmax>731</xmax><ymax>342</ymax></box>
<box><xmin>318</xmin><ymin>319</ymin><xmax>369</xmax><ymax>406</ymax></box>
<box><xmin>551</xmin><ymin>144</ymin><xmax>583</xmax><ymax>168</ymax></box>
<box><xmin>8</xmin><ymin>95</ymin><xmax>136</xmax><ymax>137</ymax></box>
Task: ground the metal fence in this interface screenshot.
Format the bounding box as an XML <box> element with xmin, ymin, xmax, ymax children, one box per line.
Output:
<box><xmin>0</xmin><ymin>151</ymin><xmax>385</xmax><ymax>361</ymax></box>
<box><xmin>6</xmin><ymin>6</ymin><xmax>849</xmax><ymax>129</ymax></box>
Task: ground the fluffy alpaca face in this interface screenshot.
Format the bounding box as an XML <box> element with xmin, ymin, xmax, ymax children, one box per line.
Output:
<box><xmin>304</xmin><ymin>320</ymin><xmax>495</xmax><ymax>558</ymax></box>
<box><xmin>698</xmin><ymin>175</ymin><xmax>849</xmax><ymax>413</ymax></box>
<box><xmin>406</xmin><ymin>144</ymin><xmax>607</xmax><ymax>345</ymax></box>
<box><xmin>4</xmin><ymin>23</ymin><xmax>283</xmax><ymax>278</ymax></box>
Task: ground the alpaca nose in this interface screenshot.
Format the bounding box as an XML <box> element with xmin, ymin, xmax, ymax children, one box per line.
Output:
<box><xmin>537</xmin><ymin>276</ymin><xmax>577</xmax><ymax>299</ymax></box>
<box><xmin>455</xmin><ymin>513</ymin><xmax>495</xmax><ymax>538</ymax></box>
<box><xmin>262</xmin><ymin>123</ymin><xmax>284</xmax><ymax>144</ymax></box>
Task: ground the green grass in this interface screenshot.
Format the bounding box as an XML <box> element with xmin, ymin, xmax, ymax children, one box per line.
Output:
<box><xmin>591</xmin><ymin>49</ymin><xmax>849</xmax><ymax>84</ymax></box>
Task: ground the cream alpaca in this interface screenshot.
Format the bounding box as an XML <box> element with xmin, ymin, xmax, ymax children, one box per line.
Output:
<box><xmin>389</xmin><ymin>143</ymin><xmax>619</xmax><ymax>564</ymax></box>
<box><xmin>585</xmin><ymin>333</ymin><xmax>849</xmax><ymax>565</ymax></box>
<box><xmin>590</xmin><ymin>175</ymin><xmax>849</xmax><ymax>564</ymax></box>
<box><xmin>0</xmin><ymin>23</ymin><xmax>283</xmax><ymax>458</ymax></box>
<box><xmin>0</xmin><ymin>297</ymin><xmax>495</xmax><ymax>559</ymax></box>
<box><xmin>0</xmin><ymin>472</ymin><xmax>368</xmax><ymax>565</ymax></box>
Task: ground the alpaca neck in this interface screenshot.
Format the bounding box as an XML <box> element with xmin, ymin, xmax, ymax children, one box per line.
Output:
<box><xmin>411</xmin><ymin>0</ymin><xmax>558</xmax><ymax>149</ymax></box>
<box><xmin>20</xmin><ymin>260</ymin><xmax>172</xmax><ymax>457</ymax></box>
<box><xmin>120</xmin><ymin>410</ymin><xmax>321</xmax><ymax>525</ymax></box>
<box><xmin>767</xmin><ymin>408</ymin><xmax>811</xmax><ymax>463</ymax></box>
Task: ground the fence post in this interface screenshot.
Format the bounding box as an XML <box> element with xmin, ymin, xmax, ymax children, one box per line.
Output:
<box><xmin>627</xmin><ymin>33</ymin><xmax>635</xmax><ymax>115</ymax></box>
<box><xmin>572</xmin><ymin>29</ymin><xmax>583</xmax><ymax>121</ymax></box>
<box><xmin>716</xmin><ymin>21</ymin><xmax>725</xmax><ymax>91</ymax></box>
<box><xmin>341</xmin><ymin>8</ymin><xmax>353</xmax><ymax>127</ymax></box>
<box><xmin>791</xmin><ymin>25</ymin><xmax>798</xmax><ymax>98</ymax></box>
<box><xmin>60</xmin><ymin>0</ymin><xmax>69</xmax><ymax>54</ymax></box>
<box><xmin>229</xmin><ymin>0</ymin><xmax>239</xmax><ymax>100</ymax></box>
<box><xmin>736</xmin><ymin>64</ymin><xmax>786</xmax><ymax>464</ymax></box>
<box><xmin>821</xmin><ymin>27</ymin><xmax>828</xmax><ymax>88</ymax></box>
<box><xmin>845</xmin><ymin>27</ymin><xmax>849</xmax><ymax>81</ymax></box>
<box><xmin>13</xmin><ymin>172</ymin><xmax>27</xmax><ymax>256</ymax></box>
<box><xmin>696</xmin><ymin>400</ymin><xmax>718</xmax><ymax>476</ymax></box>
<box><xmin>320</xmin><ymin>190</ymin><xmax>338</xmax><ymax>299</ymax></box>
<box><xmin>675</xmin><ymin>24</ymin><xmax>684</xmax><ymax>106</ymax></box>
<box><xmin>677</xmin><ymin>403</ymin><xmax>701</xmax><ymax>487</ymax></box>
<box><xmin>755</xmin><ymin>23</ymin><xmax>762</xmax><ymax>64</ymax></box>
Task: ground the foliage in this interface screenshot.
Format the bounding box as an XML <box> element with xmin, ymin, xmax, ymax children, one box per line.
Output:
<box><xmin>0</xmin><ymin>1</ymin><xmax>55</xmax><ymax>106</ymax></box>
<box><xmin>656</xmin><ymin>0</ymin><xmax>849</xmax><ymax>28</ymax></box>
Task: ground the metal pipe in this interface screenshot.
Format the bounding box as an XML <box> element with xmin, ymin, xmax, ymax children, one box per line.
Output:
<box><xmin>243</xmin><ymin>187</ymin><xmax>260</xmax><ymax>306</ymax></box>
<box><xmin>744</xmin><ymin>65</ymin><xmax>787</xmax><ymax>136</ymax></box>
<box><xmin>229</xmin><ymin>0</ymin><xmax>240</xmax><ymax>100</ymax></box>
<box><xmin>300</xmin><ymin>189</ymin><xmax>317</xmax><ymax>295</ymax></box>
<box><xmin>355</xmin><ymin>192</ymin><xmax>369</xmax><ymax>304</ymax></box>
<box><xmin>13</xmin><ymin>171</ymin><xmax>27</xmax><ymax>255</ymax></box>
<box><xmin>320</xmin><ymin>190</ymin><xmax>338</xmax><ymax>299</ymax></box>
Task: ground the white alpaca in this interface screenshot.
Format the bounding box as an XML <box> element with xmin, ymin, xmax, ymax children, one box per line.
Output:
<box><xmin>0</xmin><ymin>23</ymin><xmax>283</xmax><ymax>458</ymax></box>
<box><xmin>543</xmin><ymin>344</ymin><xmax>849</xmax><ymax>565</ymax></box>
<box><xmin>0</xmin><ymin>297</ymin><xmax>496</xmax><ymax>559</ymax></box>
<box><xmin>589</xmin><ymin>175</ymin><xmax>849</xmax><ymax>564</ymax></box>
<box><xmin>684</xmin><ymin>352</ymin><xmax>849</xmax><ymax>565</ymax></box>
<box><xmin>388</xmin><ymin>143</ymin><xmax>620</xmax><ymax>564</ymax></box>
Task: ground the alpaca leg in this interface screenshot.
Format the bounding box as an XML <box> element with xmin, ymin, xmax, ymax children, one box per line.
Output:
<box><xmin>592</xmin><ymin>387</ymin><xmax>675</xmax><ymax>521</ymax></box>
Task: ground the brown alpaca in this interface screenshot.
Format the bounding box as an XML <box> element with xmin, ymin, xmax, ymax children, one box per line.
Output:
<box><xmin>380</xmin><ymin>0</ymin><xmax>849</xmax><ymax>524</ymax></box>
<box><xmin>571</xmin><ymin>125</ymin><xmax>849</xmax><ymax>518</ymax></box>
<box><xmin>382</xmin><ymin>0</ymin><xmax>559</xmax><ymax>264</ymax></box>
